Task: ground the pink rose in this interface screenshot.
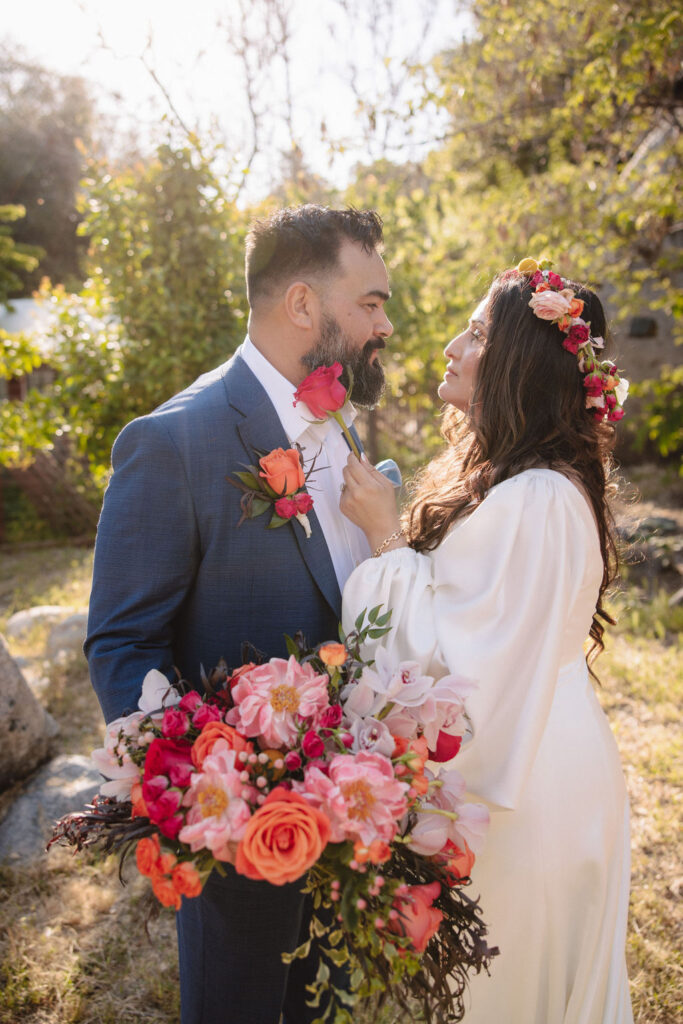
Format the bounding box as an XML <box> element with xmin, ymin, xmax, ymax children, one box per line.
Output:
<box><xmin>562</xmin><ymin>336</ymin><xmax>580</xmax><ymax>355</ymax></box>
<box><xmin>302</xmin><ymin>730</ymin><xmax>325</xmax><ymax>759</ymax></box>
<box><xmin>583</xmin><ymin>374</ymin><xmax>604</xmax><ymax>397</ymax></box>
<box><xmin>284</xmin><ymin>751</ymin><xmax>302</xmax><ymax>771</ymax></box>
<box><xmin>192</xmin><ymin>703</ymin><xmax>222</xmax><ymax>729</ymax></box>
<box><xmin>608</xmin><ymin>407</ymin><xmax>625</xmax><ymax>421</ymax></box>
<box><xmin>530</xmin><ymin>271</ymin><xmax>544</xmax><ymax>287</ymax></box>
<box><xmin>161</xmin><ymin>707</ymin><xmax>190</xmax><ymax>738</ymax></box>
<box><xmin>547</xmin><ymin>271</ymin><xmax>563</xmax><ymax>288</ymax></box>
<box><xmin>293</xmin><ymin>363</ymin><xmax>347</xmax><ymax>419</ymax></box>
<box><xmin>178</xmin><ymin>691</ymin><xmax>203</xmax><ymax>713</ymax></box>
<box><xmin>528</xmin><ymin>289</ymin><xmax>572</xmax><ymax>322</ymax></box>
<box><xmin>319</xmin><ymin>704</ymin><xmax>343</xmax><ymax>730</ymax></box>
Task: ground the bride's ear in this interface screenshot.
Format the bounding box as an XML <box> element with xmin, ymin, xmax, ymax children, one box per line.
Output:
<box><xmin>284</xmin><ymin>281</ymin><xmax>318</xmax><ymax>330</ymax></box>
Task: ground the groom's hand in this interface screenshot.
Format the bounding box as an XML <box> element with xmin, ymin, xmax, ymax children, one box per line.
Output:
<box><xmin>340</xmin><ymin>453</ymin><xmax>401</xmax><ymax>551</ymax></box>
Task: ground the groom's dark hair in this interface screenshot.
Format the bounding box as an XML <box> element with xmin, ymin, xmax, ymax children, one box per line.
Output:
<box><xmin>245</xmin><ymin>204</ymin><xmax>384</xmax><ymax>307</ymax></box>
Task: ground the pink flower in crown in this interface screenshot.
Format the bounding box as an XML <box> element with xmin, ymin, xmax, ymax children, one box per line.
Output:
<box><xmin>583</xmin><ymin>373</ymin><xmax>604</xmax><ymax>397</ymax></box>
<box><xmin>530</xmin><ymin>270</ymin><xmax>544</xmax><ymax>287</ymax></box>
<box><xmin>528</xmin><ymin>289</ymin><xmax>573</xmax><ymax>322</ymax></box>
<box><xmin>295</xmin><ymin>752</ymin><xmax>409</xmax><ymax>846</ymax></box>
<box><xmin>179</xmin><ymin>748</ymin><xmax>256</xmax><ymax>861</ymax></box>
<box><xmin>547</xmin><ymin>271</ymin><xmax>563</xmax><ymax>289</ymax></box>
<box><xmin>585</xmin><ymin>394</ymin><xmax>606</xmax><ymax>410</ymax></box>
<box><xmin>608</xmin><ymin>407</ymin><xmax>625</xmax><ymax>421</ymax></box>
<box><xmin>226</xmin><ymin>656</ymin><xmax>330</xmax><ymax>748</ymax></box>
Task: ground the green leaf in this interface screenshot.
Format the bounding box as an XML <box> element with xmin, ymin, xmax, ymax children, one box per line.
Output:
<box><xmin>234</xmin><ymin>470</ymin><xmax>261</xmax><ymax>489</ymax></box>
<box><xmin>250</xmin><ymin>497</ymin><xmax>271</xmax><ymax>517</ymax></box>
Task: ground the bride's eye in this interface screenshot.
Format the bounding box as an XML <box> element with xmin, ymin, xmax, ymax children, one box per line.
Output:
<box><xmin>471</xmin><ymin>326</ymin><xmax>485</xmax><ymax>342</ymax></box>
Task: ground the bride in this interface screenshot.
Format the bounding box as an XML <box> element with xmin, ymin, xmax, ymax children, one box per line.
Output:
<box><xmin>339</xmin><ymin>260</ymin><xmax>633</xmax><ymax>1023</ymax></box>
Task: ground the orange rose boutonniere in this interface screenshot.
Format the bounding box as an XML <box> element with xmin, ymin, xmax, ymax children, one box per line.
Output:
<box><xmin>229</xmin><ymin>443</ymin><xmax>322</xmax><ymax>538</ymax></box>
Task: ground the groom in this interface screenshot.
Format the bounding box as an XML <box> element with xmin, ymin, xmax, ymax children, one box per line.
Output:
<box><xmin>85</xmin><ymin>204</ymin><xmax>393</xmax><ymax>1024</ymax></box>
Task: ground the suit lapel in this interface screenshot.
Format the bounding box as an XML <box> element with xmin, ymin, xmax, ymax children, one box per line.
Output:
<box><xmin>225</xmin><ymin>356</ymin><xmax>342</xmax><ymax>618</ymax></box>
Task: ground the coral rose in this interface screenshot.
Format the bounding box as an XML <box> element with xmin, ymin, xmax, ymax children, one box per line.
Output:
<box><xmin>293</xmin><ymin>362</ymin><xmax>347</xmax><ymax>420</ymax></box>
<box><xmin>172</xmin><ymin>862</ymin><xmax>203</xmax><ymax>899</ymax></box>
<box><xmin>528</xmin><ymin>289</ymin><xmax>572</xmax><ymax>322</ymax></box>
<box><xmin>439</xmin><ymin>839</ymin><xmax>476</xmax><ymax>885</ymax></box>
<box><xmin>391</xmin><ymin>881</ymin><xmax>443</xmax><ymax>953</ymax></box>
<box><xmin>259</xmin><ymin>448</ymin><xmax>305</xmax><ymax>496</ymax></box>
<box><xmin>151</xmin><ymin>873</ymin><xmax>181</xmax><ymax>910</ymax></box>
<box><xmin>136</xmin><ymin>835</ymin><xmax>162</xmax><ymax>877</ymax></box>
<box><xmin>234</xmin><ymin>787</ymin><xmax>331</xmax><ymax>885</ymax></box>
<box><xmin>191</xmin><ymin>722</ymin><xmax>252</xmax><ymax>770</ymax></box>
<box><xmin>319</xmin><ymin>643</ymin><xmax>347</xmax><ymax>667</ymax></box>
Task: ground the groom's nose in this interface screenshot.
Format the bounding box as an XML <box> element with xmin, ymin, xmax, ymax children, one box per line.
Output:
<box><xmin>375</xmin><ymin>311</ymin><xmax>393</xmax><ymax>339</ymax></box>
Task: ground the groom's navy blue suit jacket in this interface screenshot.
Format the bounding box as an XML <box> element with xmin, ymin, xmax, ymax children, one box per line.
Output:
<box><xmin>86</xmin><ymin>353</ymin><xmax>346</xmax><ymax>723</ymax></box>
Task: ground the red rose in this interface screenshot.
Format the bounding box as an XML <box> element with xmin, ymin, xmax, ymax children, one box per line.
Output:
<box><xmin>428</xmin><ymin>730</ymin><xmax>462</xmax><ymax>762</ymax></box>
<box><xmin>284</xmin><ymin>750</ymin><xmax>302</xmax><ymax>771</ymax></box>
<box><xmin>547</xmin><ymin>271</ymin><xmax>563</xmax><ymax>289</ymax></box>
<box><xmin>144</xmin><ymin>737</ymin><xmax>194</xmax><ymax>788</ymax></box>
<box><xmin>302</xmin><ymin>730</ymin><xmax>325</xmax><ymax>759</ymax></box>
<box><xmin>608</xmin><ymin>407</ymin><xmax>624</xmax><ymax>421</ymax></box>
<box><xmin>293</xmin><ymin>363</ymin><xmax>347</xmax><ymax>419</ymax></box>
<box><xmin>294</xmin><ymin>492</ymin><xmax>314</xmax><ymax>514</ymax></box>
<box><xmin>275</xmin><ymin>497</ymin><xmax>298</xmax><ymax>519</ymax></box>
<box><xmin>562</xmin><ymin>336</ymin><xmax>580</xmax><ymax>355</ymax></box>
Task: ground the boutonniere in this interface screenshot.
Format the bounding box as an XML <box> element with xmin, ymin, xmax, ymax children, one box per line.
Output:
<box><xmin>293</xmin><ymin>362</ymin><xmax>361</xmax><ymax>459</ymax></box>
<box><xmin>230</xmin><ymin>445</ymin><xmax>320</xmax><ymax>538</ymax></box>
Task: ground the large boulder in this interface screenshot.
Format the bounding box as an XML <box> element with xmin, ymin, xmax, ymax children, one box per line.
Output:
<box><xmin>0</xmin><ymin>754</ymin><xmax>101</xmax><ymax>863</ymax></box>
<box><xmin>5</xmin><ymin>605</ymin><xmax>76</xmax><ymax>639</ymax></box>
<box><xmin>0</xmin><ymin>633</ymin><xmax>53</xmax><ymax>788</ymax></box>
<box><xmin>46</xmin><ymin>612</ymin><xmax>88</xmax><ymax>660</ymax></box>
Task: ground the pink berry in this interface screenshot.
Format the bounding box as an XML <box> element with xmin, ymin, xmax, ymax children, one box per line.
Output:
<box><xmin>356</xmin><ymin>898</ymin><xmax>367</xmax><ymax>910</ymax></box>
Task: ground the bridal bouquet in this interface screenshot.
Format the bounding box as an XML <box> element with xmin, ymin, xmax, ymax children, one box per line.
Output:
<box><xmin>51</xmin><ymin>610</ymin><xmax>497</xmax><ymax>1022</ymax></box>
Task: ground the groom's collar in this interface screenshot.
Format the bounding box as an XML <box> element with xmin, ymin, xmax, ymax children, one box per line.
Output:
<box><xmin>238</xmin><ymin>335</ymin><xmax>357</xmax><ymax>445</ymax></box>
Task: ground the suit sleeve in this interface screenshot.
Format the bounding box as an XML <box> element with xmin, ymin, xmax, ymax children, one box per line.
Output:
<box><xmin>85</xmin><ymin>414</ymin><xmax>200</xmax><ymax>723</ymax></box>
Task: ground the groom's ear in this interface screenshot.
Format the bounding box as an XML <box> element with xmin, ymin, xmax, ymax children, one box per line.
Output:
<box><xmin>284</xmin><ymin>281</ymin><xmax>318</xmax><ymax>331</ymax></box>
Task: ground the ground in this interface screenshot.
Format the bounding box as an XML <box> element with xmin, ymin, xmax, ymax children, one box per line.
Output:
<box><xmin>0</xmin><ymin>463</ymin><xmax>681</xmax><ymax>1024</ymax></box>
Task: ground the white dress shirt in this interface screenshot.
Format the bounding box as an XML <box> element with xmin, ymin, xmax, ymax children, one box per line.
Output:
<box><xmin>238</xmin><ymin>337</ymin><xmax>371</xmax><ymax>590</ymax></box>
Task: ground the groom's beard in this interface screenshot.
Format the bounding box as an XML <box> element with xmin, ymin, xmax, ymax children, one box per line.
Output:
<box><xmin>302</xmin><ymin>314</ymin><xmax>386</xmax><ymax>408</ymax></box>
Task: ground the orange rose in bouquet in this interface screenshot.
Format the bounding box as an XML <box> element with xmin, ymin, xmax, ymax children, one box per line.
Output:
<box><xmin>235</xmin><ymin>787</ymin><xmax>331</xmax><ymax>885</ymax></box>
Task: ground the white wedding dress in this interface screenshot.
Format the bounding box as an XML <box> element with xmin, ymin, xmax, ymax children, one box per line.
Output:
<box><xmin>342</xmin><ymin>469</ymin><xmax>633</xmax><ymax>1024</ymax></box>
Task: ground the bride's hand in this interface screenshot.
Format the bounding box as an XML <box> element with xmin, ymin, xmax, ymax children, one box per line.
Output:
<box><xmin>340</xmin><ymin>454</ymin><xmax>402</xmax><ymax>552</ymax></box>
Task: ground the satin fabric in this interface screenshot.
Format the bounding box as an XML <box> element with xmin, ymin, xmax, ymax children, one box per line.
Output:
<box><xmin>342</xmin><ymin>469</ymin><xmax>633</xmax><ymax>1023</ymax></box>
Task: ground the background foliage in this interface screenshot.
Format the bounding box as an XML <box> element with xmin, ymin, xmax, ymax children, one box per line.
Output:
<box><xmin>0</xmin><ymin>0</ymin><xmax>681</xmax><ymax>535</ymax></box>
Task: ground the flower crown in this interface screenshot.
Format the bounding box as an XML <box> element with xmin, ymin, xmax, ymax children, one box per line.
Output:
<box><xmin>514</xmin><ymin>257</ymin><xmax>628</xmax><ymax>423</ymax></box>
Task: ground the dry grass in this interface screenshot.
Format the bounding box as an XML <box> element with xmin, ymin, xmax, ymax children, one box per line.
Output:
<box><xmin>0</xmin><ymin>471</ymin><xmax>681</xmax><ymax>1023</ymax></box>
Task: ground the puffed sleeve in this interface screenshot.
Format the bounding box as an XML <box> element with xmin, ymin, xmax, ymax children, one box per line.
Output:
<box><xmin>342</xmin><ymin>471</ymin><xmax>600</xmax><ymax>810</ymax></box>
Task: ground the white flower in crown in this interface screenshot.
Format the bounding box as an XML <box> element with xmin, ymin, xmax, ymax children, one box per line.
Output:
<box><xmin>615</xmin><ymin>377</ymin><xmax>629</xmax><ymax>406</ymax></box>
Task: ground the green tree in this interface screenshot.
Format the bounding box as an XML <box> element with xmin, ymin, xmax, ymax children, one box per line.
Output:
<box><xmin>0</xmin><ymin>48</ymin><xmax>95</xmax><ymax>292</ymax></box>
<box><xmin>0</xmin><ymin>203</ymin><xmax>42</xmax><ymax>304</ymax></box>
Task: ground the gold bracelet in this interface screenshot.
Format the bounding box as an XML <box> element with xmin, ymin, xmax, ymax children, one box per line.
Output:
<box><xmin>373</xmin><ymin>529</ymin><xmax>404</xmax><ymax>558</ymax></box>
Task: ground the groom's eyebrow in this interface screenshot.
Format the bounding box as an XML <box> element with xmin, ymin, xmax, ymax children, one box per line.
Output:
<box><xmin>363</xmin><ymin>288</ymin><xmax>391</xmax><ymax>301</ymax></box>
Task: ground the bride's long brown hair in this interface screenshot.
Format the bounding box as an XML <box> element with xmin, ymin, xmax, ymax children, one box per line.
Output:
<box><xmin>404</xmin><ymin>270</ymin><xmax>619</xmax><ymax>673</ymax></box>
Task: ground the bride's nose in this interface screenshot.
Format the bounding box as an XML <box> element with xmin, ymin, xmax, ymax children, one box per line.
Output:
<box><xmin>445</xmin><ymin>332</ymin><xmax>464</xmax><ymax>360</ymax></box>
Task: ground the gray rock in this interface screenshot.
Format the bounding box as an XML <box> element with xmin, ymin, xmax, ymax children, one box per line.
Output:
<box><xmin>45</xmin><ymin>613</ymin><xmax>88</xmax><ymax>660</ymax></box>
<box><xmin>0</xmin><ymin>754</ymin><xmax>101</xmax><ymax>863</ymax></box>
<box><xmin>5</xmin><ymin>605</ymin><xmax>76</xmax><ymax>639</ymax></box>
<box><xmin>0</xmin><ymin>634</ymin><xmax>52</xmax><ymax>788</ymax></box>
<box><xmin>13</xmin><ymin>657</ymin><xmax>51</xmax><ymax>698</ymax></box>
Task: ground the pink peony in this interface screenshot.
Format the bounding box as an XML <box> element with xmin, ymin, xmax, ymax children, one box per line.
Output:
<box><xmin>295</xmin><ymin>752</ymin><xmax>409</xmax><ymax>846</ymax></box>
<box><xmin>179</xmin><ymin>748</ymin><xmax>256</xmax><ymax>861</ymax></box>
<box><xmin>528</xmin><ymin>289</ymin><xmax>573</xmax><ymax>322</ymax></box>
<box><xmin>226</xmin><ymin>656</ymin><xmax>330</xmax><ymax>748</ymax></box>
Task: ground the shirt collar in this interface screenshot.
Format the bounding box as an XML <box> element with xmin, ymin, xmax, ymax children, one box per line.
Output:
<box><xmin>239</xmin><ymin>335</ymin><xmax>357</xmax><ymax>444</ymax></box>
